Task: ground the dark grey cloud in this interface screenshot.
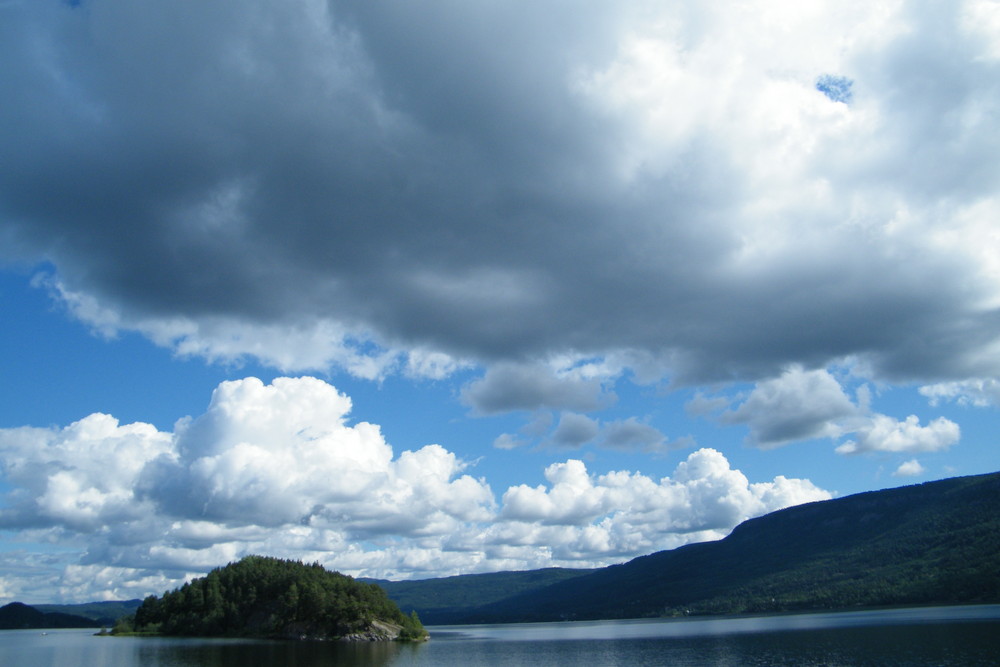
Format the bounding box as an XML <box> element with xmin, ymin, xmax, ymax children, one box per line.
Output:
<box><xmin>549</xmin><ymin>412</ymin><xmax>600</xmax><ymax>448</ymax></box>
<box><xmin>2</xmin><ymin>0</ymin><xmax>1000</xmax><ymax>386</ymax></box>
<box><xmin>461</xmin><ymin>363</ymin><xmax>615</xmax><ymax>415</ymax></box>
<box><xmin>598</xmin><ymin>417</ymin><xmax>676</xmax><ymax>454</ymax></box>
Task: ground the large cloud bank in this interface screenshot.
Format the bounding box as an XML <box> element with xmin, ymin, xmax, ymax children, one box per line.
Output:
<box><xmin>1</xmin><ymin>0</ymin><xmax>999</xmax><ymax>398</ymax></box>
<box><xmin>0</xmin><ymin>377</ymin><xmax>829</xmax><ymax>602</ymax></box>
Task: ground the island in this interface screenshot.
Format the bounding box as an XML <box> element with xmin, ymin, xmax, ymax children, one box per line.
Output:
<box><xmin>111</xmin><ymin>556</ymin><xmax>427</xmax><ymax>641</ymax></box>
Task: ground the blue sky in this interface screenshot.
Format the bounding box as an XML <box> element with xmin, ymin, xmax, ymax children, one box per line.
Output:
<box><xmin>1</xmin><ymin>0</ymin><xmax>1000</xmax><ymax>603</ymax></box>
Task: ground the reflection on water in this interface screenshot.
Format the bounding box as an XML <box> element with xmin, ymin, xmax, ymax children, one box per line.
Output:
<box><xmin>0</xmin><ymin>631</ymin><xmax>406</xmax><ymax>667</ymax></box>
<box><xmin>405</xmin><ymin>618</ymin><xmax>1000</xmax><ymax>667</ymax></box>
<box><xmin>3</xmin><ymin>605</ymin><xmax>1000</xmax><ymax>667</ymax></box>
<box><xmin>132</xmin><ymin>637</ymin><xmax>406</xmax><ymax>667</ymax></box>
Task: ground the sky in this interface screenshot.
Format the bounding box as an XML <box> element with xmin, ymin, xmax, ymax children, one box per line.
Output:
<box><xmin>1</xmin><ymin>0</ymin><xmax>999</xmax><ymax>604</ymax></box>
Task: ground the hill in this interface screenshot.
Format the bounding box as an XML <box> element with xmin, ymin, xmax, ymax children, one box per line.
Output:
<box><xmin>369</xmin><ymin>567</ymin><xmax>594</xmax><ymax>624</ymax></box>
<box><xmin>382</xmin><ymin>471</ymin><xmax>1000</xmax><ymax>623</ymax></box>
<box><xmin>36</xmin><ymin>600</ymin><xmax>141</xmax><ymax>626</ymax></box>
<box><xmin>0</xmin><ymin>602</ymin><xmax>101</xmax><ymax>629</ymax></box>
<box><xmin>117</xmin><ymin>556</ymin><xmax>426</xmax><ymax>641</ymax></box>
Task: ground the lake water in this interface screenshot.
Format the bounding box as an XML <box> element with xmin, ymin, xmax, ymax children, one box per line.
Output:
<box><xmin>3</xmin><ymin>605</ymin><xmax>999</xmax><ymax>666</ymax></box>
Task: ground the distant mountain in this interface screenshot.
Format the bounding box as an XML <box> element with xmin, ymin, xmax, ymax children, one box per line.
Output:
<box><xmin>370</xmin><ymin>568</ymin><xmax>595</xmax><ymax>624</ymax></box>
<box><xmin>35</xmin><ymin>600</ymin><xmax>141</xmax><ymax>626</ymax></box>
<box><xmin>382</xmin><ymin>471</ymin><xmax>1000</xmax><ymax>624</ymax></box>
<box><xmin>0</xmin><ymin>602</ymin><xmax>101</xmax><ymax>629</ymax></box>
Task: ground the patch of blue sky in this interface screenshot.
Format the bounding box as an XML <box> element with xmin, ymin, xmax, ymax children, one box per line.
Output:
<box><xmin>816</xmin><ymin>74</ymin><xmax>853</xmax><ymax>104</ymax></box>
<box><xmin>0</xmin><ymin>267</ymin><xmax>270</xmax><ymax>432</ymax></box>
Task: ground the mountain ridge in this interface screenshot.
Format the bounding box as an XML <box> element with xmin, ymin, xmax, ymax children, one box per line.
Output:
<box><xmin>0</xmin><ymin>602</ymin><xmax>101</xmax><ymax>629</ymax></box>
<box><xmin>34</xmin><ymin>600</ymin><xmax>142</xmax><ymax>626</ymax></box>
<box><xmin>383</xmin><ymin>471</ymin><xmax>1000</xmax><ymax>623</ymax></box>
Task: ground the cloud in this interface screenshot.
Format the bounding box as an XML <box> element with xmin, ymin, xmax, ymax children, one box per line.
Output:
<box><xmin>501</xmin><ymin>459</ymin><xmax>606</xmax><ymax>526</ymax></box>
<box><xmin>137</xmin><ymin>377</ymin><xmax>496</xmax><ymax>535</ymax></box>
<box><xmin>721</xmin><ymin>367</ymin><xmax>859</xmax><ymax>448</ymax></box>
<box><xmin>685</xmin><ymin>392</ymin><xmax>732</xmax><ymax>417</ymax></box>
<box><xmin>57</xmin><ymin>565</ymin><xmax>186</xmax><ymax>604</ymax></box>
<box><xmin>702</xmin><ymin>368</ymin><xmax>963</xmax><ymax>455</ymax></box>
<box><xmin>1</xmin><ymin>0</ymin><xmax>999</xmax><ymax>390</ymax></box>
<box><xmin>961</xmin><ymin>1</ymin><xmax>1000</xmax><ymax>61</ymax></box>
<box><xmin>597</xmin><ymin>417</ymin><xmax>679</xmax><ymax>453</ymax></box>
<box><xmin>35</xmin><ymin>275</ymin><xmax>418</xmax><ymax>379</ymax></box>
<box><xmin>0</xmin><ymin>377</ymin><xmax>494</xmax><ymax>583</ymax></box>
<box><xmin>0</xmin><ymin>413</ymin><xmax>171</xmax><ymax>531</ymax></box>
<box><xmin>492</xmin><ymin>411</ymin><xmax>554</xmax><ymax>450</ymax></box>
<box><xmin>894</xmin><ymin>459</ymin><xmax>926</xmax><ymax>477</ymax></box>
<box><xmin>492</xmin><ymin>433</ymin><xmax>528</xmax><ymax>450</ymax></box>
<box><xmin>495</xmin><ymin>410</ymin><xmax>681</xmax><ymax>453</ymax></box>
<box><xmin>836</xmin><ymin>415</ymin><xmax>961</xmax><ymax>455</ymax></box>
<box><xmin>549</xmin><ymin>412</ymin><xmax>600</xmax><ymax>448</ymax></box>
<box><xmin>461</xmin><ymin>362</ymin><xmax>616</xmax><ymax>415</ymax></box>
<box><xmin>500</xmin><ymin>448</ymin><xmax>832</xmax><ymax>555</ymax></box>
<box><xmin>919</xmin><ymin>378</ymin><xmax>1000</xmax><ymax>407</ymax></box>
<box><xmin>0</xmin><ymin>377</ymin><xmax>831</xmax><ymax>600</ymax></box>
<box><xmin>404</xmin><ymin>348</ymin><xmax>473</xmax><ymax>380</ymax></box>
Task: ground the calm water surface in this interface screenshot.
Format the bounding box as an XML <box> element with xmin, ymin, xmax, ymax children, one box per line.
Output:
<box><xmin>3</xmin><ymin>605</ymin><xmax>999</xmax><ymax>666</ymax></box>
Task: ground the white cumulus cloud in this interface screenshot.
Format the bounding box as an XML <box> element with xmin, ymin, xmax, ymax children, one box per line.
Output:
<box><xmin>499</xmin><ymin>448</ymin><xmax>831</xmax><ymax>560</ymax></box>
<box><xmin>894</xmin><ymin>459</ymin><xmax>926</xmax><ymax>477</ymax></box>
<box><xmin>836</xmin><ymin>414</ymin><xmax>961</xmax><ymax>455</ymax></box>
<box><xmin>0</xmin><ymin>378</ymin><xmax>832</xmax><ymax>601</ymax></box>
<box><xmin>137</xmin><ymin>377</ymin><xmax>495</xmax><ymax>535</ymax></box>
<box><xmin>0</xmin><ymin>413</ymin><xmax>171</xmax><ymax>531</ymax></box>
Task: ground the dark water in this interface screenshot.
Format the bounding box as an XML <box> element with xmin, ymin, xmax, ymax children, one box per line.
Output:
<box><xmin>3</xmin><ymin>605</ymin><xmax>999</xmax><ymax>666</ymax></box>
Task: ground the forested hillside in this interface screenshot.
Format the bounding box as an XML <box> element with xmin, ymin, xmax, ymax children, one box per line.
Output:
<box><xmin>0</xmin><ymin>602</ymin><xmax>99</xmax><ymax>629</ymax></box>
<box><xmin>371</xmin><ymin>567</ymin><xmax>593</xmax><ymax>623</ymax></box>
<box><xmin>36</xmin><ymin>600</ymin><xmax>141</xmax><ymax>626</ymax></box>
<box><xmin>384</xmin><ymin>471</ymin><xmax>1000</xmax><ymax>623</ymax></box>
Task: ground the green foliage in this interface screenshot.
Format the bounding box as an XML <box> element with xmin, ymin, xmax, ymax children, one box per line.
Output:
<box><xmin>398</xmin><ymin>610</ymin><xmax>425</xmax><ymax>641</ymax></box>
<box><xmin>130</xmin><ymin>556</ymin><xmax>426</xmax><ymax>640</ymax></box>
<box><xmin>110</xmin><ymin>614</ymin><xmax>134</xmax><ymax>635</ymax></box>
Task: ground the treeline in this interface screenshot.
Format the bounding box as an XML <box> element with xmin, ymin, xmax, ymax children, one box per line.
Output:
<box><xmin>114</xmin><ymin>556</ymin><xmax>426</xmax><ymax>640</ymax></box>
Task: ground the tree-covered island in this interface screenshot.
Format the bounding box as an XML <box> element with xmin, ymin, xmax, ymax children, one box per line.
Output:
<box><xmin>111</xmin><ymin>556</ymin><xmax>427</xmax><ymax>641</ymax></box>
